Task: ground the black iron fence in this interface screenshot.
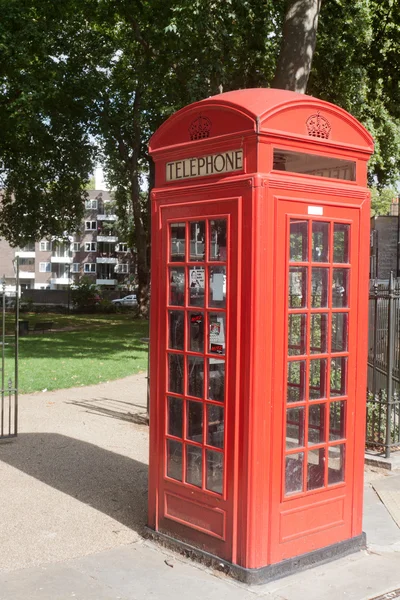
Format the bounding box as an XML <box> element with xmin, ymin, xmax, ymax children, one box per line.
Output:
<box><xmin>366</xmin><ymin>274</ymin><xmax>400</xmax><ymax>456</ymax></box>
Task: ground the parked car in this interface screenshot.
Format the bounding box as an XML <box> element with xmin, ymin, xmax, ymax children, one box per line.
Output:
<box><xmin>111</xmin><ymin>294</ymin><xmax>138</xmax><ymax>307</ymax></box>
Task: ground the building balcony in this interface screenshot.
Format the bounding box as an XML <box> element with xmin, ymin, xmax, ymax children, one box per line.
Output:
<box><xmin>97</xmin><ymin>214</ymin><xmax>117</xmax><ymax>221</ymax></box>
<box><xmin>51</xmin><ymin>277</ymin><xmax>73</xmax><ymax>285</ymax></box>
<box><xmin>15</xmin><ymin>251</ymin><xmax>35</xmax><ymax>258</ymax></box>
<box><xmin>51</xmin><ymin>256</ymin><xmax>73</xmax><ymax>264</ymax></box>
<box><xmin>19</xmin><ymin>271</ymin><xmax>35</xmax><ymax>280</ymax></box>
<box><xmin>96</xmin><ymin>257</ymin><xmax>118</xmax><ymax>264</ymax></box>
<box><xmin>96</xmin><ymin>279</ymin><xmax>117</xmax><ymax>286</ymax></box>
<box><xmin>97</xmin><ymin>235</ymin><xmax>118</xmax><ymax>243</ymax></box>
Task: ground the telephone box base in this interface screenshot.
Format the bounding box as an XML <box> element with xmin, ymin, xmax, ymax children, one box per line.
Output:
<box><xmin>145</xmin><ymin>528</ymin><xmax>366</xmax><ymax>585</ymax></box>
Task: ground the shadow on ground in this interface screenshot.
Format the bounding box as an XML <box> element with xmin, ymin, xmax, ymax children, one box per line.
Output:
<box><xmin>67</xmin><ymin>397</ymin><xmax>149</xmax><ymax>425</ymax></box>
<box><xmin>0</xmin><ymin>432</ymin><xmax>148</xmax><ymax>533</ymax></box>
<box><xmin>5</xmin><ymin>323</ymin><xmax>149</xmax><ymax>362</ymax></box>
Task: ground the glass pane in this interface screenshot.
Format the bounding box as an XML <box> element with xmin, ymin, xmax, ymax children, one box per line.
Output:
<box><xmin>331</xmin><ymin>313</ymin><xmax>348</xmax><ymax>352</ymax></box>
<box><xmin>187</xmin><ymin>356</ymin><xmax>204</xmax><ymax>398</ymax></box>
<box><xmin>289</xmin><ymin>267</ymin><xmax>307</xmax><ymax>308</ymax></box>
<box><xmin>167</xmin><ymin>439</ymin><xmax>182</xmax><ymax>481</ymax></box>
<box><xmin>168</xmin><ymin>396</ymin><xmax>183</xmax><ymax>438</ymax></box>
<box><xmin>170</xmin><ymin>223</ymin><xmax>185</xmax><ymax>262</ymax></box>
<box><xmin>310</xmin><ymin>313</ymin><xmax>328</xmax><ymax>354</ymax></box>
<box><xmin>206</xmin><ymin>450</ymin><xmax>223</xmax><ymax>494</ymax></box>
<box><xmin>286</xmin><ymin>407</ymin><xmax>305</xmax><ymax>449</ymax></box>
<box><xmin>332</xmin><ymin>269</ymin><xmax>349</xmax><ymax>308</ymax></box>
<box><xmin>287</xmin><ymin>360</ymin><xmax>306</xmax><ymax>403</ymax></box>
<box><xmin>209</xmin><ymin>313</ymin><xmax>226</xmax><ymax>355</ymax></box>
<box><xmin>311</xmin><ymin>268</ymin><xmax>329</xmax><ymax>308</ymax></box>
<box><xmin>273</xmin><ymin>149</ymin><xmax>356</xmax><ymax>181</ymax></box>
<box><xmin>186</xmin><ymin>445</ymin><xmax>202</xmax><ymax>488</ymax></box>
<box><xmin>330</xmin><ymin>357</ymin><xmax>347</xmax><ymax>397</ymax></box>
<box><xmin>329</xmin><ymin>401</ymin><xmax>346</xmax><ymax>440</ymax></box>
<box><xmin>189</xmin><ymin>312</ymin><xmax>204</xmax><ymax>353</ymax></box>
<box><xmin>169</xmin><ymin>311</ymin><xmax>184</xmax><ymax>350</ymax></box>
<box><xmin>309</xmin><ymin>359</ymin><xmax>327</xmax><ymax>400</ymax></box>
<box><xmin>209</xmin><ymin>266</ymin><xmax>226</xmax><ymax>308</ymax></box>
<box><xmin>312</xmin><ymin>222</ymin><xmax>329</xmax><ymax>262</ymax></box>
<box><xmin>333</xmin><ymin>223</ymin><xmax>350</xmax><ymax>263</ymax></box>
<box><xmin>168</xmin><ymin>354</ymin><xmax>184</xmax><ymax>395</ymax></box>
<box><xmin>307</xmin><ymin>448</ymin><xmax>325</xmax><ymax>491</ymax></box>
<box><xmin>208</xmin><ymin>360</ymin><xmax>225</xmax><ymax>403</ymax></box>
<box><xmin>308</xmin><ymin>403</ymin><xmax>326</xmax><ymax>445</ymax></box>
<box><xmin>187</xmin><ymin>400</ymin><xmax>203</xmax><ymax>443</ymax></box>
<box><xmin>328</xmin><ymin>444</ymin><xmax>345</xmax><ymax>485</ymax></box>
<box><xmin>189</xmin><ymin>266</ymin><xmax>205</xmax><ymax>307</ymax></box>
<box><xmin>169</xmin><ymin>267</ymin><xmax>185</xmax><ymax>306</ymax></box>
<box><xmin>290</xmin><ymin>219</ymin><xmax>308</xmax><ymax>262</ymax></box>
<box><xmin>190</xmin><ymin>221</ymin><xmax>205</xmax><ymax>262</ymax></box>
<box><xmin>209</xmin><ymin>220</ymin><xmax>227</xmax><ymax>261</ymax></box>
<box><xmin>207</xmin><ymin>405</ymin><xmax>224</xmax><ymax>449</ymax></box>
<box><xmin>288</xmin><ymin>314</ymin><xmax>307</xmax><ymax>356</ymax></box>
<box><xmin>285</xmin><ymin>453</ymin><xmax>304</xmax><ymax>495</ymax></box>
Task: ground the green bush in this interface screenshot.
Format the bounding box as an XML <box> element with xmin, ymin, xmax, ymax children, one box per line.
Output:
<box><xmin>71</xmin><ymin>276</ymin><xmax>101</xmax><ymax>310</ymax></box>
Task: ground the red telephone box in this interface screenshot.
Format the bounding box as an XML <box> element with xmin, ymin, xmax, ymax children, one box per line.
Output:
<box><xmin>148</xmin><ymin>89</ymin><xmax>374</xmax><ymax>582</ymax></box>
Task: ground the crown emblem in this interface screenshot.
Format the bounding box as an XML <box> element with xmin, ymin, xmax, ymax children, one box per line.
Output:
<box><xmin>189</xmin><ymin>115</ymin><xmax>212</xmax><ymax>141</ymax></box>
<box><xmin>306</xmin><ymin>112</ymin><xmax>331</xmax><ymax>139</ymax></box>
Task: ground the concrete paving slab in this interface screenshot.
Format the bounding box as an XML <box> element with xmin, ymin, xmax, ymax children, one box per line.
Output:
<box><xmin>246</xmin><ymin>551</ymin><xmax>400</xmax><ymax>600</ymax></box>
<box><xmin>363</xmin><ymin>485</ymin><xmax>400</xmax><ymax>549</ymax></box>
<box><xmin>0</xmin><ymin>564</ymin><xmax>127</xmax><ymax>600</ymax></box>
<box><xmin>373</xmin><ymin>474</ymin><xmax>400</xmax><ymax>529</ymax></box>
<box><xmin>68</xmin><ymin>541</ymin><xmax>252</xmax><ymax>600</ymax></box>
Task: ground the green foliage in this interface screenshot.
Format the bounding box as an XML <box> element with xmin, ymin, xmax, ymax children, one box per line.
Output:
<box><xmin>70</xmin><ymin>276</ymin><xmax>100</xmax><ymax>309</ymax></box>
<box><xmin>370</xmin><ymin>186</ymin><xmax>398</xmax><ymax>216</ymax></box>
<box><xmin>1</xmin><ymin>0</ymin><xmax>400</xmax><ymax>252</ymax></box>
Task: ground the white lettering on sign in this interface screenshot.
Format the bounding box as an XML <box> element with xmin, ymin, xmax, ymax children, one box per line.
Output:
<box><xmin>166</xmin><ymin>149</ymin><xmax>243</xmax><ymax>181</ymax></box>
<box><xmin>308</xmin><ymin>206</ymin><xmax>324</xmax><ymax>215</ymax></box>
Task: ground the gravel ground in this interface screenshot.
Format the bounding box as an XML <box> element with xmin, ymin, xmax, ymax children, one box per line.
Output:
<box><xmin>0</xmin><ymin>373</ymin><xmax>149</xmax><ymax>572</ymax></box>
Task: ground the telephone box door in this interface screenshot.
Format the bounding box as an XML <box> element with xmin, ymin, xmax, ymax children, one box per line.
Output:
<box><xmin>270</xmin><ymin>197</ymin><xmax>361</xmax><ymax>562</ymax></box>
<box><xmin>155</xmin><ymin>198</ymin><xmax>239</xmax><ymax>561</ymax></box>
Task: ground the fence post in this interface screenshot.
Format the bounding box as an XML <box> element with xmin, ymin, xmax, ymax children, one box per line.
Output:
<box><xmin>386</xmin><ymin>271</ymin><xmax>395</xmax><ymax>458</ymax></box>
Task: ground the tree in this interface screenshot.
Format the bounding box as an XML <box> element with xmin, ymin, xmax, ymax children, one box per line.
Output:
<box><xmin>0</xmin><ymin>0</ymin><xmax>97</xmax><ymax>246</ymax></box>
<box><xmin>272</xmin><ymin>0</ymin><xmax>322</xmax><ymax>93</ymax></box>
<box><xmin>1</xmin><ymin>0</ymin><xmax>400</xmax><ymax>312</ymax></box>
<box><xmin>370</xmin><ymin>187</ymin><xmax>398</xmax><ymax>216</ymax></box>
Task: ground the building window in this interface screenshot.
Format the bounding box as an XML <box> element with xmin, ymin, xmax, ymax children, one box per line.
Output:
<box><xmin>85</xmin><ymin>221</ymin><xmax>97</xmax><ymax>230</ymax></box>
<box><xmin>85</xmin><ymin>242</ymin><xmax>97</xmax><ymax>252</ymax></box>
<box><xmin>71</xmin><ymin>263</ymin><xmax>80</xmax><ymax>273</ymax></box>
<box><xmin>19</xmin><ymin>257</ymin><xmax>35</xmax><ymax>266</ymax></box>
<box><xmin>84</xmin><ymin>263</ymin><xmax>96</xmax><ymax>273</ymax></box>
<box><xmin>85</xmin><ymin>199</ymin><xmax>98</xmax><ymax>210</ymax></box>
<box><xmin>115</xmin><ymin>263</ymin><xmax>129</xmax><ymax>274</ymax></box>
<box><xmin>117</xmin><ymin>243</ymin><xmax>128</xmax><ymax>252</ymax></box>
<box><xmin>20</xmin><ymin>242</ymin><xmax>35</xmax><ymax>252</ymax></box>
<box><xmin>72</xmin><ymin>242</ymin><xmax>80</xmax><ymax>252</ymax></box>
<box><xmin>40</xmin><ymin>241</ymin><xmax>52</xmax><ymax>251</ymax></box>
<box><xmin>39</xmin><ymin>262</ymin><xmax>51</xmax><ymax>273</ymax></box>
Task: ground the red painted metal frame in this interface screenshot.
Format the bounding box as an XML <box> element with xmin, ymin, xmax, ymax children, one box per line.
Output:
<box><xmin>148</xmin><ymin>88</ymin><xmax>373</xmax><ymax>572</ymax></box>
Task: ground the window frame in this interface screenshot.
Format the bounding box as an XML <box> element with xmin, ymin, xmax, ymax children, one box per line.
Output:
<box><xmin>84</xmin><ymin>263</ymin><xmax>96</xmax><ymax>273</ymax></box>
<box><xmin>39</xmin><ymin>262</ymin><xmax>51</xmax><ymax>273</ymax></box>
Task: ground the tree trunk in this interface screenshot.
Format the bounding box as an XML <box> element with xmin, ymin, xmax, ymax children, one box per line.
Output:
<box><xmin>272</xmin><ymin>0</ymin><xmax>322</xmax><ymax>93</ymax></box>
<box><xmin>130</xmin><ymin>165</ymin><xmax>149</xmax><ymax>317</ymax></box>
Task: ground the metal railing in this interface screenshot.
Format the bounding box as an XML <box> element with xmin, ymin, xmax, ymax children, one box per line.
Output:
<box><xmin>366</xmin><ymin>273</ymin><xmax>400</xmax><ymax>457</ymax></box>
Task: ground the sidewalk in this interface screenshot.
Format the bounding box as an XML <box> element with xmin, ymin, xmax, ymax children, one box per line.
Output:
<box><xmin>0</xmin><ymin>374</ymin><xmax>399</xmax><ymax>599</ymax></box>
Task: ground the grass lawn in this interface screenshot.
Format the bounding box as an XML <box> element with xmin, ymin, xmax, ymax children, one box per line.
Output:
<box><xmin>3</xmin><ymin>314</ymin><xmax>149</xmax><ymax>394</ymax></box>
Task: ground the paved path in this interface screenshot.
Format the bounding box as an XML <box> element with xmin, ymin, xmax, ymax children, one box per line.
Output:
<box><xmin>0</xmin><ymin>374</ymin><xmax>149</xmax><ymax>571</ymax></box>
<box><xmin>0</xmin><ymin>375</ymin><xmax>400</xmax><ymax>599</ymax></box>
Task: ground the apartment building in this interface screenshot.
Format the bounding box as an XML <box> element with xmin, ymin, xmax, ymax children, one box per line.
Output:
<box><xmin>0</xmin><ymin>190</ymin><xmax>135</xmax><ymax>293</ymax></box>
